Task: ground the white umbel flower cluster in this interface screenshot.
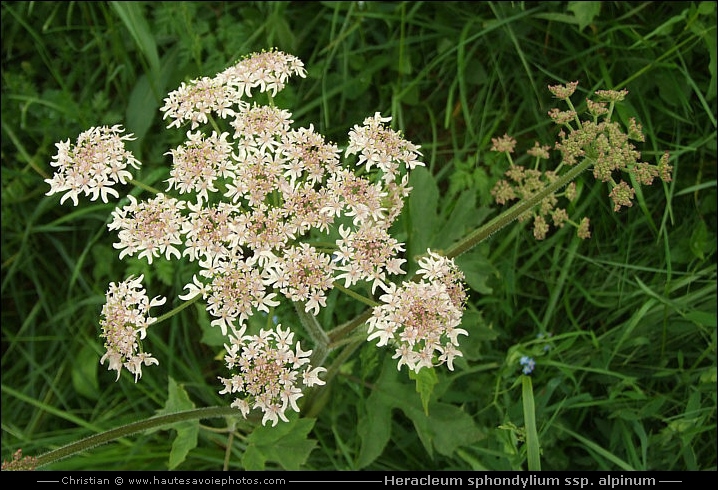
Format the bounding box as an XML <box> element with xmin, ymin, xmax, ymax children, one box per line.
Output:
<box><xmin>367</xmin><ymin>250</ymin><xmax>468</xmax><ymax>373</ymax></box>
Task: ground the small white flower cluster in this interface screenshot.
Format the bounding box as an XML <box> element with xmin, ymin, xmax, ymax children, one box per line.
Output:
<box><xmin>45</xmin><ymin>125</ymin><xmax>141</xmax><ymax>206</ymax></box>
<box><xmin>218</xmin><ymin>324</ymin><xmax>326</xmax><ymax>426</ymax></box>
<box><xmin>367</xmin><ymin>250</ymin><xmax>468</xmax><ymax>373</ymax></box>
<box><xmin>99</xmin><ymin>275</ymin><xmax>166</xmax><ymax>382</ymax></box>
<box><xmin>160</xmin><ymin>49</ymin><xmax>307</xmax><ymax>129</ymax></box>
<box><xmin>107</xmin><ymin>194</ymin><xmax>186</xmax><ymax>264</ymax></box>
<box><xmin>346</xmin><ymin>112</ymin><xmax>424</xmax><ymax>182</ymax></box>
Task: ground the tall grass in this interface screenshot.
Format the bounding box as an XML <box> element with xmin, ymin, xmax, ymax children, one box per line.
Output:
<box><xmin>2</xmin><ymin>1</ymin><xmax>716</xmax><ymax>470</ymax></box>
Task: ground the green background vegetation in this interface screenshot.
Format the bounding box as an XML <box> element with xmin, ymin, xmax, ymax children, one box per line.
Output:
<box><xmin>2</xmin><ymin>1</ymin><xmax>716</xmax><ymax>470</ymax></box>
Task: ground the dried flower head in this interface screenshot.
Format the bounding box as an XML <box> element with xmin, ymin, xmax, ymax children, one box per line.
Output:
<box><xmin>1</xmin><ymin>449</ymin><xmax>38</xmax><ymax>471</ymax></box>
<box><xmin>657</xmin><ymin>152</ymin><xmax>673</xmax><ymax>182</ymax></box>
<box><xmin>490</xmin><ymin>134</ymin><xmax>517</xmax><ymax>154</ymax></box>
<box><xmin>586</xmin><ymin>99</ymin><xmax>609</xmax><ymax>118</ymax></box>
<box><xmin>594</xmin><ymin>88</ymin><xmax>629</xmax><ymax>103</ymax></box>
<box><xmin>608</xmin><ymin>180</ymin><xmax>636</xmax><ymax>212</ymax></box>
<box><xmin>577</xmin><ymin>217</ymin><xmax>591</xmax><ymax>239</ymax></box>
<box><xmin>548</xmin><ymin>81</ymin><xmax>579</xmax><ymax>99</ymax></box>
<box><xmin>491</xmin><ymin>164</ymin><xmax>570</xmax><ymax>240</ymax></box>
<box><xmin>491</xmin><ymin>82</ymin><xmax>673</xmax><ymax>241</ymax></box>
<box><xmin>527</xmin><ymin>141</ymin><xmax>551</xmax><ymax>160</ymax></box>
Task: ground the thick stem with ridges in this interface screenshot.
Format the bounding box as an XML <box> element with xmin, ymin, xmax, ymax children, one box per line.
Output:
<box><xmin>446</xmin><ymin>156</ymin><xmax>595</xmax><ymax>259</ymax></box>
<box><xmin>34</xmin><ymin>407</ymin><xmax>251</xmax><ymax>469</ymax></box>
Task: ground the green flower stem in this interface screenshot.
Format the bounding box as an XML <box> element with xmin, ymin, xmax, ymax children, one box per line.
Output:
<box><xmin>208</xmin><ymin>114</ymin><xmax>223</xmax><ymax>135</ymax></box>
<box><xmin>324</xmin><ymin>156</ymin><xmax>596</xmax><ymax>347</ymax></box>
<box><xmin>446</xmin><ymin>156</ymin><xmax>596</xmax><ymax>259</ymax></box>
<box><xmin>565</xmin><ymin>97</ymin><xmax>583</xmax><ymax>129</ymax></box>
<box><xmin>154</xmin><ymin>294</ymin><xmax>201</xmax><ymax>325</ymax></box>
<box><xmin>327</xmin><ymin>308</ymin><xmax>373</xmax><ymax>348</ymax></box>
<box><xmin>332</xmin><ymin>281</ymin><xmax>379</xmax><ymax>307</ymax></box>
<box><xmin>223</xmin><ymin>419</ymin><xmax>237</xmax><ymax>472</ymax></box>
<box><xmin>294</xmin><ymin>302</ymin><xmax>330</xmax><ymax>367</ymax></box>
<box><xmin>34</xmin><ymin>406</ymin><xmax>247</xmax><ymax>469</ymax></box>
<box><xmin>301</xmin><ymin>336</ymin><xmax>365</xmax><ymax>419</ymax></box>
<box><xmin>128</xmin><ymin>178</ymin><xmax>163</xmax><ymax>196</ymax></box>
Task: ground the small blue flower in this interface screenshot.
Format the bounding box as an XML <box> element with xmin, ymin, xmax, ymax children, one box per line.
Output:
<box><xmin>537</xmin><ymin>332</ymin><xmax>554</xmax><ymax>352</ymax></box>
<box><xmin>520</xmin><ymin>356</ymin><xmax>536</xmax><ymax>375</ymax></box>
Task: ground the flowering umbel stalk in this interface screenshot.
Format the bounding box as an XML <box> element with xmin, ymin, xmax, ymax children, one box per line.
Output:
<box><xmin>42</xmin><ymin>49</ymin><xmax>671</xmax><ymax>439</ymax></box>
<box><xmin>484</xmin><ymin>81</ymin><xmax>673</xmax><ymax>244</ymax></box>
<box><xmin>44</xmin><ymin>49</ymin><xmax>438</xmax><ymax>426</ymax></box>
<box><xmin>22</xmin><ymin>43</ymin><xmax>681</xmax><ymax>470</ymax></box>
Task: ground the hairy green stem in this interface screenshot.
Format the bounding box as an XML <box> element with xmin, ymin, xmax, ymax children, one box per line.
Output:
<box><xmin>327</xmin><ymin>155</ymin><xmax>596</xmax><ymax>345</ymax></box>
<box><xmin>327</xmin><ymin>308</ymin><xmax>373</xmax><ymax>348</ymax></box>
<box><xmin>154</xmin><ymin>294</ymin><xmax>201</xmax><ymax>325</ymax></box>
<box><xmin>128</xmin><ymin>178</ymin><xmax>163</xmax><ymax>196</ymax></box>
<box><xmin>301</xmin><ymin>337</ymin><xmax>365</xmax><ymax>419</ymax></box>
<box><xmin>294</xmin><ymin>302</ymin><xmax>330</xmax><ymax>367</ymax></box>
<box><xmin>48</xmin><ymin>154</ymin><xmax>596</xmax><ymax>470</ymax></box>
<box><xmin>333</xmin><ymin>281</ymin><xmax>379</xmax><ymax>307</ymax></box>
<box><xmin>446</xmin><ymin>156</ymin><xmax>595</xmax><ymax>259</ymax></box>
<box><xmin>34</xmin><ymin>406</ymin><xmax>247</xmax><ymax>469</ymax></box>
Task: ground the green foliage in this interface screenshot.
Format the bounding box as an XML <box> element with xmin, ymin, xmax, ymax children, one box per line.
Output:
<box><xmin>356</xmin><ymin>358</ymin><xmax>483</xmax><ymax>467</ymax></box>
<box><xmin>152</xmin><ymin>378</ymin><xmax>199</xmax><ymax>470</ymax></box>
<box><xmin>409</xmin><ymin>366</ymin><xmax>439</xmax><ymax>416</ymax></box>
<box><xmin>2</xmin><ymin>1</ymin><xmax>716</xmax><ymax>471</ymax></box>
<box><xmin>521</xmin><ymin>375</ymin><xmax>541</xmax><ymax>471</ymax></box>
<box><xmin>242</xmin><ymin>414</ymin><xmax>318</xmax><ymax>470</ymax></box>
